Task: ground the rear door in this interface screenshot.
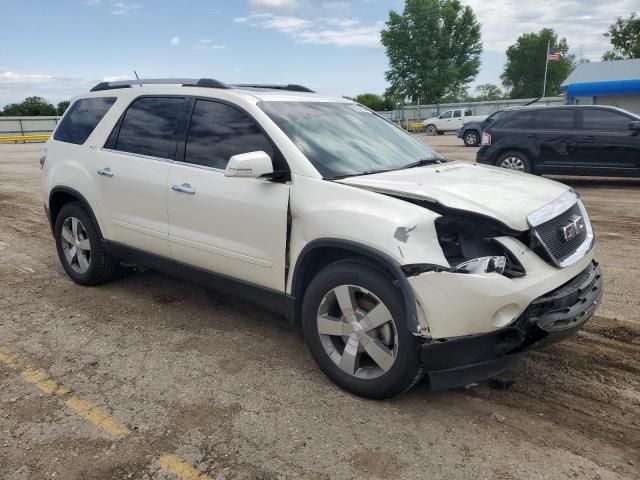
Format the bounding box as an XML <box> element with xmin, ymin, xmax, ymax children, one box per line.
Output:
<box><xmin>575</xmin><ymin>108</ymin><xmax>640</xmax><ymax>175</ymax></box>
<box><xmin>95</xmin><ymin>96</ymin><xmax>187</xmax><ymax>257</ymax></box>
<box><xmin>451</xmin><ymin>109</ymin><xmax>464</xmax><ymax>129</ymax></box>
<box><xmin>166</xmin><ymin>98</ymin><xmax>290</xmax><ymax>291</ymax></box>
<box><xmin>527</xmin><ymin>109</ymin><xmax>579</xmax><ymax>174</ymax></box>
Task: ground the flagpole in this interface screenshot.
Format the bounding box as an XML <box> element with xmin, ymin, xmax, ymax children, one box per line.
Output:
<box><xmin>542</xmin><ymin>39</ymin><xmax>550</xmax><ymax>98</ymax></box>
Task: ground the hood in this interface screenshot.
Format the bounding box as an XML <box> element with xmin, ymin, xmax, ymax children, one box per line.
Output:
<box><xmin>336</xmin><ymin>162</ymin><xmax>570</xmax><ymax>231</ymax></box>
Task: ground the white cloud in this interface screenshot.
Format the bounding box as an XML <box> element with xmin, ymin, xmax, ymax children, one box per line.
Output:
<box><xmin>235</xmin><ymin>13</ymin><xmax>381</xmax><ymax>47</ymax></box>
<box><xmin>250</xmin><ymin>0</ymin><xmax>300</xmax><ymax>11</ymax></box>
<box><xmin>83</xmin><ymin>0</ymin><xmax>102</xmax><ymax>5</ymax></box>
<box><xmin>461</xmin><ymin>0</ymin><xmax>638</xmax><ymax>59</ymax></box>
<box><xmin>111</xmin><ymin>1</ymin><xmax>141</xmax><ymax>16</ymax></box>
<box><xmin>193</xmin><ymin>39</ymin><xmax>227</xmax><ymax>50</ymax></box>
<box><xmin>170</xmin><ymin>36</ymin><xmax>180</xmax><ymax>46</ymax></box>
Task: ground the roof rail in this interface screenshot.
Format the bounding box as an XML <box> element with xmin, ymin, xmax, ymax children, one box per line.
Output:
<box><xmin>232</xmin><ymin>84</ymin><xmax>315</xmax><ymax>93</ymax></box>
<box><xmin>90</xmin><ymin>78</ymin><xmax>229</xmax><ymax>92</ymax></box>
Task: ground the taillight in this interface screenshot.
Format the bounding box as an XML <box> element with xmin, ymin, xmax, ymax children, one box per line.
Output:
<box><xmin>39</xmin><ymin>148</ymin><xmax>47</xmax><ymax>170</ymax></box>
<box><xmin>481</xmin><ymin>131</ymin><xmax>491</xmax><ymax>146</ymax></box>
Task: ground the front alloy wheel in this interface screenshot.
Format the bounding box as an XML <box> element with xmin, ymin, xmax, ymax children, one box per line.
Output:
<box><xmin>302</xmin><ymin>261</ymin><xmax>422</xmax><ymax>399</ymax></box>
<box><xmin>464</xmin><ymin>131</ymin><xmax>479</xmax><ymax>147</ymax></box>
<box><xmin>317</xmin><ymin>285</ymin><xmax>398</xmax><ymax>379</ymax></box>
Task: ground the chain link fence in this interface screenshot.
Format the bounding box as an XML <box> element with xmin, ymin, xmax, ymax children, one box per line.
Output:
<box><xmin>0</xmin><ymin>116</ymin><xmax>60</xmax><ymax>143</ymax></box>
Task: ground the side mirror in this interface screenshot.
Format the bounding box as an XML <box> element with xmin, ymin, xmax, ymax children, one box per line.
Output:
<box><xmin>224</xmin><ymin>151</ymin><xmax>273</xmax><ymax>179</ymax></box>
<box><xmin>629</xmin><ymin>120</ymin><xmax>640</xmax><ymax>132</ymax></box>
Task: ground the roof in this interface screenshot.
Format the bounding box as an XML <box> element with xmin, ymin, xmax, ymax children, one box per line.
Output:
<box><xmin>562</xmin><ymin>59</ymin><xmax>640</xmax><ymax>86</ymax></box>
<box><xmin>83</xmin><ymin>78</ymin><xmax>343</xmax><ymax>104</ymax></box>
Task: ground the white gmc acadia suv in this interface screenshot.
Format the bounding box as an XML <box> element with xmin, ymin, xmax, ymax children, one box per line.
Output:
<box><xmin>41</xmin><ymin>78</ymin><xmax>603</xmax><ymax>399</ymax></box>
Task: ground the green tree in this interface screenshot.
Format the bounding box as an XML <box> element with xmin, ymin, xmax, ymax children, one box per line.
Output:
<box><xmin>603</xmin><ymin>12</ymin><xmax>640</xmax><ymax>60</ymax></box>
<box><xmin>474</xmin><ymin>83</ymin><xmax>503</xmax><ymax>100</ymax></box>
<box><xmin>346</xmin><ymin>93</ymin><xmax>394</xmax><ymax>111</ymax></box>
<box><xmin>56</xmin><ymin>100</ymin><xmax>70</xmax><ymax>116</ymax></box>
<box><xmin>501</xmin><ymin>28</ymin><xmax>574</xmax><ymax>98</ymax></box>
<box><xmin>381</xmin><ymin>0</ymin><xmax>482</xmax><ymax>103</ymax></box>
<box><xmin>2</xmin><ymin>96</ymin><xmax>57</xmax><ymax>116</ymax></box>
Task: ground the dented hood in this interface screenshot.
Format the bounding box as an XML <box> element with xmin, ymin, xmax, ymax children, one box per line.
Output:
<box><xmin>336</xmin><ymin>161</ymin><xmax>570</xmax><ymax>231</ymax></box>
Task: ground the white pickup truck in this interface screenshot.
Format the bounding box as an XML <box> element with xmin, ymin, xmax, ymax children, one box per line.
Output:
<box><xmin>422</xmin><ymin>108</ymin><xmax>487</xmax><ymax>135</ymax></box>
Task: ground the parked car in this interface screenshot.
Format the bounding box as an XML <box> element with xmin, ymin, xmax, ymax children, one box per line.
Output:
<box><xmin>457</xmin><ymin>109</ymin><xmax>508</xmax><ymax>147</ymax></box>
<box><xmin>477</xmin><ymin>105</ymin><xmax>640</xmax><ymax>176</ymax></box>
<box><xmin>41</xmin><ymin>78</ymin><xmax>602</xmax><ymax>399</ymax></box>
<box><xmin>422</xmin><ymin>108</ymin><xmax>486</xmax><ymax>136</ymax></box>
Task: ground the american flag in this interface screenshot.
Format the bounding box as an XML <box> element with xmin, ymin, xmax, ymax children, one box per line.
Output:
<box><xmin>547</xmin><ymin>49</ymin><xmax>561</xmax><ymax>62</ymax></box>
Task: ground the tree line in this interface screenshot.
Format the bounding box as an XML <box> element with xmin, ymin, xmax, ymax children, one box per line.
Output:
<box><xmin>358</xmin><ymin>1</ymin><xmax>639</xmax><ymax>110</ymax></box>
<box><xmin>0</xmin><ymin>97</ymin><xmax>69</xmax><ymax>117</ymax></box>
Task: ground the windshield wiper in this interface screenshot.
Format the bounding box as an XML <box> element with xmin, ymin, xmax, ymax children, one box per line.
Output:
<box><xmin>400</xmin><ymin>157</ymin><xmax>444</xmax><ymax>169</ymax></box>
<box><xmin>329</xmin><ymin>169</ymin><xmax>395</xmax><ymax>180</ymax></box>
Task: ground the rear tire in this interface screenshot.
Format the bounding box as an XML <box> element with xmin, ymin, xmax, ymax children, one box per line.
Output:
<box><xmin>463</xmin><ymin>130</ymin><xmax>480</xmax><ymax>147</ymax></box>
<box><xmin>301</xmin><ymin>260</ymin><xmax>422</xmax><ymax>399</ymax></box>
<box><xmin>54</xmin><ymin>202</ymin><xmax>119</xmax><ymax>286</ymax></box>
<box><xmin>437</xmin><ymin>131</ymin><xmax>445</xmax><ymax>136</ymax></box>
<box><xmin>496</xmin><ymin>151</ymin><xmax>532</xmax><ymax>173</ymax></box>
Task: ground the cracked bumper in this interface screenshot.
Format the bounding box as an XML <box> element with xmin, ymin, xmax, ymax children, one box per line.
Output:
<box><xmin>418</xmin><ymin>261</ymin><xmax>603</xmax><ymax>390</ymax></box>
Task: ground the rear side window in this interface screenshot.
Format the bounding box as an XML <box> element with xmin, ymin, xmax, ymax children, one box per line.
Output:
<box><xmin>535</xmin><ymin>110</ymin><xmax>576</xmax><ymax>130</ymax></box>
<box><xmin>184</xmin><ymin>100</ymin><xmax>274</xmax><ymax>170</ymax></box>
<box><xmin>453</xmin><ymin>110</ymin><xmax>462</xmax><ymax>118</ymax></box>
<box><xmin>115</xmin><ymin>97</ymin><xmax>185</xmax><ymax>159</ymax></box>
<box><xmin>54</xmin><ymin>97</ymin><xmax>116</xmax><ymax>145</ymax></box>
<box><xmin>582</xmin><ymin>109</ymin><xmax>631</xmax><ymax>131</ymax></box>
<box><xmin>497</xmin><ymin>111</ymin><xmax>536</xmax><ymax>129</ymax></box>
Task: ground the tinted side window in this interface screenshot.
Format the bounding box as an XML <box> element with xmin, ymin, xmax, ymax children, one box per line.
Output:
<box><xmin>497</xmin><ymin>111</ymin><xmax>535</xmax><ymax>129</ymax></box>
<box><xmin>453</xmin><ymin>110</ymin><xmax>462</xmax><ymax>118</ymax></box>
<box><xmin>115</xmin><ymin>97</ymin><xmax>185</xmax><ymax>159</ymax></box>
<box><xmin>439</xmin><ymin>111</ymin><xmax>452</xmax><ymax>119</ymax></box>
<box><xmin>464</xmin><ymin>108</ymin><xmax>472</xmax><ymax>116</ymax></box>
<box><xmin>54</xmin><ymin>97</ymin><xmax>116</xmax><ymax>145</ymax></box>
<box><xmin>535</xmin><ymin>110</ymin><xmax>576</xmax><ymax>130</ymax></box>
<box><xmin>582</xmin><ymin>109</ymin><xmax>631</xmax><ymax>131</ymax></box>
<box><xmin>184</xmin><ymin>100</ymin><xmax>274</xmax><ymax>170</ymax></box>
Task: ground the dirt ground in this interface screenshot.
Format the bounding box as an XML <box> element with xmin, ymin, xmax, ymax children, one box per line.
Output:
<box><xmin>0</xmin><ymin>138</ymin><xmax>638</xmax><ymax>480</ymax></box>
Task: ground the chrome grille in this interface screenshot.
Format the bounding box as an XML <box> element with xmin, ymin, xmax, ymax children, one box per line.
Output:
<box><xmin>527</xmin><ymin>191</ymin><xmax>594</xmax><ymax>268</ymax></box>
<box><xmin>534</xmin><ymin>203</ymin><xmax>586</xmax><ymax>263</ymax></box>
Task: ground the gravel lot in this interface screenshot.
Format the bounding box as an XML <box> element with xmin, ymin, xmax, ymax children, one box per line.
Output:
<box><xmin>0</xmin><ymin>138</ymin><xmax>639</xmax><ymax>479</ymax></box>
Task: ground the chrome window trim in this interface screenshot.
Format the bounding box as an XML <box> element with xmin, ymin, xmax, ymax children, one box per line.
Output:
<box><xmin>528</xmin><ymin>192</ymin><xmax>594</xmax><ymax>268</ymax></box>
<box><xmin>101</xmin><ymin>148</ymin><xmax>174</xmax><ymax>163</ymax></box>
<box><xmin>173</xmin><ymin>160</ymin><xmax>226</xmax><ymax>173</ymax></box>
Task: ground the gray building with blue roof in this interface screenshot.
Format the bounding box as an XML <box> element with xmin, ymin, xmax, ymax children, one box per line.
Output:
<box><xmin>561</xmin><ymin>59</ymin><xmax>640</xmax><ymax>114</ymax></box>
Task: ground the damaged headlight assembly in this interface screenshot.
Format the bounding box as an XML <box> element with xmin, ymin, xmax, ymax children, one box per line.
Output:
<box><xmin>434</xmin><ymin>215</ymin><xmax>524</xmax><ymax>277</ymax></box>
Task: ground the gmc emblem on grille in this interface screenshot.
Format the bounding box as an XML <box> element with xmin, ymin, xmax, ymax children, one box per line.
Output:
<box><xmin>560</xmin><ymin>215</ymin><xmax>586</xmax><ymax>242</ymax></box>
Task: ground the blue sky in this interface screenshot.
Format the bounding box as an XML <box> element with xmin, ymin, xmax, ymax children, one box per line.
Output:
<box><xmin>0</xmin><ymin>0</ymin><xmax>635</xmax><ymax>107</ymax></box>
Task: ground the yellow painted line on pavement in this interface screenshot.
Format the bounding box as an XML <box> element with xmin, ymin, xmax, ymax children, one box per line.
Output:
<box><xmin>0</xmin><ymin>345</ymin><xmax>212</xmax><ymax>478</ymax></box>
<box><xmin>158</xmin><ymin>454</ymin><xmax>211</xmax><ymax>480</ymax></box>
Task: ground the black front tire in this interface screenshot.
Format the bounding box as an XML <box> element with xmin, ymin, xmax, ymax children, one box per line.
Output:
<box><xmin>463</xmin><ymin>130</ymin><xmax>480</xmax><ymax>147</ymax></box>
<box><xmin>54</xmin><ymin>202</ymin><xmax>119</xmax><ymax>286</ymax></box>
<box><xmin>301</xmin><ymin>260</ymin><xmax>422</xmax><ymax>399</ymax></box>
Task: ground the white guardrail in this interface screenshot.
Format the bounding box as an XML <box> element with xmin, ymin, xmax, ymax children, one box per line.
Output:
<box><xmin>0</xmin><ymin>116</ymin><xmax>60</xmax><ymax>143</ymax></box>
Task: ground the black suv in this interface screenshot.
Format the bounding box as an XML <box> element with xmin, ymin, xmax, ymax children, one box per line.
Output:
<box><xmin>476</xmin><ymin>105</ymin><xmax>640</xmax><ymax>176</ymax></box>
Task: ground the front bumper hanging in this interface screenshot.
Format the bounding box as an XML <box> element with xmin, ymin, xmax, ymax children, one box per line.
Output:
<box><xmin>421</xmin><ymin>261</ymin><xmax>603</xmax><ymax>390</ymax></box>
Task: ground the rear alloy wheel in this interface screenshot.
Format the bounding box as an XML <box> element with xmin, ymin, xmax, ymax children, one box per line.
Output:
<box><xmin>425</xmin><ymin>125</ymin><xmax>437</xmax><ymax>136</ymax></box>
<box><xmin>54</xmin><ymin>202</ymin><xmax>119</xmax><ymax>286</ymax></box>
<box><xmin>496</xmin><ymin>151</ymin><xmax>531</xmax><ymax>173</ymax></box>
<box><xmin>463</xmin><ymin>131</ymin><xmax>480</xmax><ymax>147</ymax></box>
<box><xmin>302</xmin><ymin>261</ymin><xmax>422</xmax><ymax>399</ymax></box>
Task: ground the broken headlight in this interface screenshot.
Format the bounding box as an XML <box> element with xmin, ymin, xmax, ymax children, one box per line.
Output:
<box><xmin>435</xmin><ymin>216</ymin><xmax>525</xmax><ymax>278</ymax></box>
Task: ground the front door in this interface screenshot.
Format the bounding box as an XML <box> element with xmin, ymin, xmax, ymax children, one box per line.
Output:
<box><xmin>575</xmin><ymin>108</ymin><xmax>640</xmax><ymax>175</ymax></box>
<box><xmin>94</xmin><ymin>96</ymin><xmax>187</xmax><ymax>257</ymax></box>
<box><xmin>166</xmin><ymin>99</ymin><xmax>290</xmax><ymax>291</ymax></box>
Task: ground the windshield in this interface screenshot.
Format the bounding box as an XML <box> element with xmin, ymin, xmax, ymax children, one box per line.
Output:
<box><xmin>259</xmin><ymin>101</ymin><xmax>441</xmax><ymax>178</ymax></box>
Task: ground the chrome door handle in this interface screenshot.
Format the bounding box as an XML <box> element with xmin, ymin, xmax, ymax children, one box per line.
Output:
<box><xmin>97</xmin><ymin>167</ymin><xmax>113</xmax><ymax>177</ymax></box>
<box><xmin>172</xmin><ymin>183</ymin><xmax>196</xmax><ymax>195</ymax></box>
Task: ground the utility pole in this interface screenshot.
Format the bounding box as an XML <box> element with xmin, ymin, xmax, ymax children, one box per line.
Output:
<box><xmin>542</xmin><ymin>39</ymin><xmax>550</xmax><ymax>98</ymax></box>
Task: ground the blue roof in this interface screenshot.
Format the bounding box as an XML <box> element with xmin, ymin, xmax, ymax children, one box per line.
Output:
<box><xmin>562</xmin><ymin>59</ymin><xmax>640</xmax><ymax>97</ymax></box>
